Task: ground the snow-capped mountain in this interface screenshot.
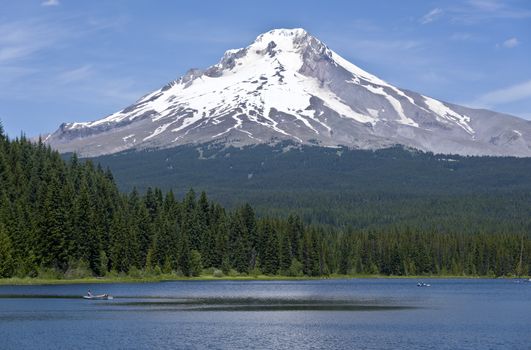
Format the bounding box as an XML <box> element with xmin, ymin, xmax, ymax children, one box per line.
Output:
<box><xmin>46</xmin><ymin>28</ymin><xmax>531</xmax><ymax>157</ymax></box>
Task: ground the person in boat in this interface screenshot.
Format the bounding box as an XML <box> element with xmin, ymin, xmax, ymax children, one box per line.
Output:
<box><xmin>87</xmin><ymin>290</ymin><xmax>93</xmax><ymax>297</ymax></box>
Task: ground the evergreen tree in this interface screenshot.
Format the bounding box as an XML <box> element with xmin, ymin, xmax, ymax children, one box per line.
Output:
<box><xmin>144</xmin><ymin>187</ymin><xmax>160</xmax><ymax>222</ymax></box>
<box><xmin>0</xmin><ymin>225</ymin><xmax>14</xmax><ymax>277</ymax></box>
<box><xmin>151</xmin><ymin>212</ymin><xmax>177</xmax><ymax>268</ymax></box>
<box><xmin>37</xmin><ymin>175</ymin><xmax>68</xmax><ymax>270</ymax></box>
<box><xmin>228</xmin><ymin>213</ymin><xmax>250</xmax><ymax>273</ymax></box>
<box><xmin>190</xmin><ymin>250</ymin><xmax>202</xmax><ymax>277</ymax></box>
<box><xmin>130</xmin><ymin>190</ymin><xmax>152</xmax><ymax>266</ymax></box>
<box><xmin>72</xmin><ymin>180</ymin><xmax>101</xmax><ymax>273</ymax></box>
<box><xmin>287</xmin><ymin>215</ymin><xmax>303</xmax><ymax>260</ymax></box>
<box><xmin>240</xmin><ymin>204</ymin><xmax>258</xmax><ymax>268</ymax></box>
<box><xmin>109</xmin><ymin>207</ymin><xmax>137</xmax><ymax>273</ymax></box>
<box><xmin>279</xmin><ymin>229</ymin><xmax>292</xmax><ymax>273</ymax></box>
<box><xmin>182</xmin><ymin>189</ymin><xmax>203</xmax><ymax>252</ymax></box>
<box><xmin>178</xmin><ymin>223</ymin><xmax>191</xmax><ymax>276</ymax></box>
<box><xmin>211</xmin><ymin>205</ymin><xmax>228</xmax><ymax>268</ymax></box>
<box><xmin>302</xmin><ymin>230</ymin><xmax>320</xmax><ymax>276</ymax></box>
<box><xmin>260</xmin><ymin>221</ymin><xmax>280</xmax><ymax>275</ymax></box>
<box><xmin>338</xmin><ymin>234</ymin><xmax>352</xmax><ymax>275</ymax></box>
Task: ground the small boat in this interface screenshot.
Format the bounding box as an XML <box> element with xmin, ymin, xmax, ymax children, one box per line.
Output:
<box><xmin>417</xmin><ymin>282</ymin><xmax>431</xmax><ymax>287</ymax></box>
<box><xmin>83</xmin><ymin>294</ymin><xmax>113</xmax><ymax>300</ymax></box>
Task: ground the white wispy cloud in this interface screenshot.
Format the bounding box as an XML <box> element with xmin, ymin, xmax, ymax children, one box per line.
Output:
<box><xmin>428</xmin><ymin>1</ymin><xmax>531</xmax><ymax>24</ymax></box>
<box><xmin>466</xmin><ymin>0</ymin><xmax>503</xmax><ymax>12</ymax></box>
<box><xmin>58</xmin><ymin>65</ymin><xmax>94</xmax><ymax>84</ymax></box>
<box><xmin>501</xmin><ymin>37</ymin><xmax>519</xmax><ymax>48</ymax></box>
<box><xmin>471</xmin><ymin>80</ymin><xmax>531</xmax><ymax>108</ymax></box>
<box><xmin>450</xmin><ymin>32</ymin><xmax>474</xmax><ymax>41</ymax></box>
<box><xmin>41</xmin><ymin>0</ymin><xmax>60</xmax><ymax>6</ymax></box>
<box><xmin>0</xmin><ymin>17</ymin><xmax>143</xmax><ymax>109</ymax></box>
<box><xmin>0</xmin><ymin>20</ymin><xmax>61</xmax><ymax>64</ymax></box>
<box><xmin>455</xmin><ymin>0</ymin><xmax>531</xmax><ymax>23</ymax></box>
<box><xmin>421</xmin><ymin>8</ymin><xmax>444</xmax><ymax>24</ymax></box>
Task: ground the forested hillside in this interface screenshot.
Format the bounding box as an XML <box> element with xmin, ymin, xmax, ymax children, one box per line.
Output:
<box><xmin>0</xmin><ymin>123</ymin><xmax>529</xmax><ymax>278</ymax></box>
<box><xmin>93</xmin><ymin>142</ymin><xmax>531</xmax><ymax>231</ymax></box>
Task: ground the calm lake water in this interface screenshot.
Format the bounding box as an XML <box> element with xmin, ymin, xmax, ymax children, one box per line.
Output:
<box><xmin>0</xmin><ymin>279</ymin><xmax>530</xmax><ymax>349</ymax></box>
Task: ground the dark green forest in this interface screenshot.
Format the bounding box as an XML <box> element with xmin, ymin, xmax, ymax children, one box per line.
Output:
<box><xmin>0</xmin><ymin>123</ymin><xmax>529</xmax><ymax>278</ymax></box>
<box><xmin>93</xmin><ymin>141</ymin><xmax>531</xmax><ymax>232</ymax></box>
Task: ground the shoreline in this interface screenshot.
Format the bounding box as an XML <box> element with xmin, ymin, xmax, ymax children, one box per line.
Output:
<box><xmin>1</xmin><ymin>274</ymin><xmax>527</xmax><ymax>286</ymax></box>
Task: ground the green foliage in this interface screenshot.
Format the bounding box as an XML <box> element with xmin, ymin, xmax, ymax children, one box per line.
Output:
<box><xmin>279</xmin><ymin>229</ymin><xmax>292</xmax><ymax>273</ymax></box>
<box><xmin>152</xmin><ymin>265</ymin><xmax>162</xmax><ymax>276</ymax></box>
<box><xmin>287</xmin><ymin>258</ymin><xmax>303</xmax><ymax>277</ymax></box>
<box><xmin>259</xmin><ymin>221</ymin><xmax>279</xmax><ymax>275</ymax></box>
<box><xmin>0</xmin><ymin>226</ymin><xmax>14</xmax><ymax>277</ymax></box>
<box><xmin>228</xmin><ymin>213</ymin><xmax>250</xmax><ymax>273</ymax></box>
<box><xmin>127</xmin><ymin>266</ymin><xmax>142</xmax><ymax>278</ymax></box>
<box><xmin>93</xmin><ymin>141</ymin><xmax>531</xmax><ymax>232</ymax></box>
<box><xmin>212</xmin><ymin>269</ymin><xmax>224</xmax><ymax>278</ymax></box>
<box><xmin>64</xmin><ymin>259</ymin><xmax>92</xmax><ymax>279</ymax></box>
<box><xmin>37</xmin><ymin>266</ymin><xmax>62</xmax><ymax>280</ymax></box>
<box><xmin>190</xmin><ymin>250</ymin><xmax>202</xmax><ymax>277</ymax></box>
<box><xmin>0</xmin><ymin>134</ymin><xmax>529</xmax><ymax>280</ymax></box>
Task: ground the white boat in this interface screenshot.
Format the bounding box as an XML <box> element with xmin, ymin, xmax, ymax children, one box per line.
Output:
<box><xmin>417</xmin><ymin>282</ymin><xmax>431</xmax><ymax>287</ymax></box>
<box><xmin>83</xmin><ymin>294</ymin><xmax>113</xmax><ymax>300</ymax></box>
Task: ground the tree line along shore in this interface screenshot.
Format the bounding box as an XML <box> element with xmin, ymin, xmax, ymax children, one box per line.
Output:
<box><xmin>0</xmin><ymin>122</ymin><xmax>529</xmax><ymax>280</ymax></box>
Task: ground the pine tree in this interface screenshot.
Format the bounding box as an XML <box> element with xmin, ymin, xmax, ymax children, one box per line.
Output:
<box><xmin>260</xmin><ymin>221</ymin><xmax>279</xmax><ymax>275</ymax></box>
<box><xmin>196</xmin><ymin>192</ymin><xmax>210</xmax><ymax>264</ymax></box>
<box><xmin>240</xmin><ymin>204</ymin><xmax>258</xmax><ymax>268</ymax></box>
<box><xmin>302</xmin><ymin>230</ymin><xmax>320</xmax><ymax>276</ymax></box>
<box><xmin>201</xmin><ymin>227</ymin><xmax>216</xmax><ymax>268</ymax></box>
<box><xmin>0</xmin><ymin>225</ymin><xmax>14</xmax><ymax>277</ymax></box>
<box><xmin>228</xmin><ymin>213</ymin><xmax>250</xmax><ymax>273</ymax></box>
<box><xmin>109</xmin><ymin>207</ymin><xmax>137</xmax><ymax>273</ymax></box>
<box><xmin>182</xmin><ymin>189</ymin><xmax>203</xmax><ymax>251</ymax></box>
<box><xmin>130</xmin><ymin>190</ymin><xmax>152</xmax><ymax>266</ymax></box>
<box><xmin>151</xmin><ymin>211</ymin><xmax>178</xmax><ymax>268</ymax></box>
<box><xmin>190</xmin><ymin>250</ymin><xmax>202</xmax><ymax>277</ymax></box>
<box><xmin>72</xmin><ymin>180</ymin><xmax>101</xmax><ymax>273</ymax></box>
<box><xmin>178</xmin><ymin>223</ymin><xmax>191</xmax><ymax>276</ymax></box>
<box><xmin>211</xmin><ymin>205</ymin><xmax>228</xmax><ymax>268</ymax></box>
<box><xmin>338</xmin><ymin>234</ymin><xmax>352</xmax><ymax>275</ymax></box>
<box><xmin>37</xmin><ymin>174</ymin><xmax>68</xmax><ymax>270</ymax></box>
<box><xmin>279</xmin><ymin>229</ymin><xmax>292</xmax><ymax>273</ymax></box>
<box><xmin>287</xmin><ymin>215</ymin><xmax>303</xmax><ymax>260</ymax></box>
<box><xmin>144</xmin><ymin>187</ymin><xmax>160</xmax><ymax>222</ymax></box>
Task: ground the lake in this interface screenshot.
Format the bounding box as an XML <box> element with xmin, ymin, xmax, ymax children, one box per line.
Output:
<box><xmin>0</xmin><ymin>279</ymin><xmax>530</xmax><ymax>349</ymax></box>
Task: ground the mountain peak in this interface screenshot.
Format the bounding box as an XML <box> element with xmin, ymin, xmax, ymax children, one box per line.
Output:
<box><xmin>46</xmin><ymin>29</ymin><xmax>531</xmax><ymax>157</ymax></box>
<box><xmin>251</xmin><ymin>27</ymin><xmax>322</xmax><ymax>54</ymax></box>
<box><xmin>254</xmin><ymin>28</ymin><xmax>310</xmax><ymax>42</ymax></box>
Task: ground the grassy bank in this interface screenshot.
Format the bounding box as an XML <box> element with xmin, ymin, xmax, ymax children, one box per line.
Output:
<box><xmin>1</xmin><ymin>273</ymin><xmax>524</xmax><ymax>286</ymax></box>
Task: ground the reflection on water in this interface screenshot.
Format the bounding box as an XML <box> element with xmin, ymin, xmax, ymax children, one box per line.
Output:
<box><xmin>0</xmin><ymin>279</ymin><xmax>529</xmax><ymax>350</ymax></box>
<box><xmin>0</xmin><ymin>294</ymin><xmax>81</xmax><ymax>299</ymax></box>
<box><xmin>0</xmin><ymin>293</ymin><xmax>416</xmax><ymax>311</ymax></box>
<box><xmin>108</xmin><ymin>296</ymin><xmax>416</xmax><ymax>312</ymax></box>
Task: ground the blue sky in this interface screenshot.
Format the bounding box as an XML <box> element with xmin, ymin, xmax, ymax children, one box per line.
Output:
<box><xmin>1</xmin><ymin>0</ymin><xmax>530</xmax><ymax>137</ymax></box>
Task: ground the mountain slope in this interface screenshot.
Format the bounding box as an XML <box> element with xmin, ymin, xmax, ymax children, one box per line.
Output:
<box><xmin>91</xmin><ymin>141</ymin><xmax>531</xmax><ymax>229</ymax></box>
<box><xmin>46</xmin><ymin>28</ymin><xmax>531</xmax><ymax>157</ymax></box>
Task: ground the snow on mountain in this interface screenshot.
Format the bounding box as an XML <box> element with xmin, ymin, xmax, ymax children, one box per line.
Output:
<box><xmin>45</xmin><ymin>28</ymin><xmax>531</xmax><ymax>157</ymax></box>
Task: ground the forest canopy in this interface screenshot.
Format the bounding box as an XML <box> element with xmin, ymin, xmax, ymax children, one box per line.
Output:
<box><xmin>0</xmin><ymin>123</ymin><xmax>529</xmax><ymax>278</ymax></box>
